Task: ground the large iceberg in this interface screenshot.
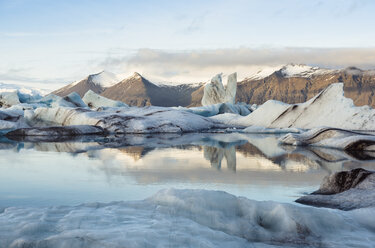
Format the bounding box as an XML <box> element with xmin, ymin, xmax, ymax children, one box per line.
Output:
<box><xmin>0</xmin><ymin>189</ymin><xmax>374</xmax><ymax>248</ymax></box>
<box><xmin>214</xmin><ymin>83</ymin><xmax>375</xmax><ymax>130</ymax></box>
<box><xmin>201</xmin><ymin>73</ymin><xmax>237</xmax><ymax>106</ymax></box>
<box><xmin>25</xmin><ymin>106</ymin><xmax>228</xmax><ymax>134</ymax></box>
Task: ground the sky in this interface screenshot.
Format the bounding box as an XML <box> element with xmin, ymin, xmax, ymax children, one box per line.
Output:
<box><xmin>0</xmin><ymin>0</ymin><xmax>375</xmax><ymax>90</ymax></box>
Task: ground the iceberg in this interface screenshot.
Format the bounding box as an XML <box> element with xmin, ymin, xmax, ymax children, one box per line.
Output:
<box><xmin>0</xmin><ymin>91</ymin><xmax>20</xmax><ymax>108</ymax></box>
<box><xmin>82</xmin><ymin>90</ymin><xmax>128</xmax><ymax>108</ymax></box>
<box><xmin>49</xmin><ymin>92</ymin><xmax>88</xmax><ymax>108</ymax></box>
<box><xmin>177</xmin><ymin>102</ymin><xmax>252</xmax><ymax>117</ymax></box>
<box><xmin>215</xmin><ymin>83</ymin><xmax>375</xmax><ymax>131</ymax></box>
<box><xmin>279</xmin><ymin>127</ymin><xmax>375</xmax><ymax>151</ymax></box>
<box><xmin>25</xmin><ymin>106</ymin><xmax>227</xmax><ymax>134</ymax></box>
<box><xmin>201</xmin><ymin>73</ymin><xmax>237</xmax><ymax>106</ymax></box>
<box><xmin>296</xmin><ymin>168</ymin><xmax>375</xmax><ymax>210</ymax></box>
<box><xmin>0</xmin><ymin>108</ymin><xmax>29</xmax><ymax>132</ymax></box>
<box><xmin>0</xmin><ymin>82</ymin><xmax>45</xmax><ymax>104</ymax></box>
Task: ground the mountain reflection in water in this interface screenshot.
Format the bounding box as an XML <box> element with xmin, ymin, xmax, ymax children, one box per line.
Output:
<box><xmin>1</xmin><ymin>132</ymin><xmax>375</xmax><ymax>207</ymax></box>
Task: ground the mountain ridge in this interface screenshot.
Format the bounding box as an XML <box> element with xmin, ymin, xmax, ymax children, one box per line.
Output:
<box><xmin>51</xmin><ymin>64</ymin><xmax>375</xmax><ymax>108</ymax></box>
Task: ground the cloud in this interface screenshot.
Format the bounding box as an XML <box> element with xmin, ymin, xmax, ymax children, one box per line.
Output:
<box><xmin>0</xmin><ymin>68</ymin><xmax>72</xmax><ymax>90</ymax></box>
<box><xmin>99</xmin><ymin>47</ymin><xmax>375</xmax><ymax>83</ymax></box>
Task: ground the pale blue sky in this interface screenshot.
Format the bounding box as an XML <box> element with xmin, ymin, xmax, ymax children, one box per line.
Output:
<box><xmin>0</xmin><ymin>0</ymin><xmax>374</xmax><ymax>89</ymax></box>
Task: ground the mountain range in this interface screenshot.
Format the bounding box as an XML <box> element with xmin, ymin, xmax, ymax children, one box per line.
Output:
<box><xmin>52</xmin><ymin>64</ymin><xmax>375</xmax><ymax>108</ymax></box>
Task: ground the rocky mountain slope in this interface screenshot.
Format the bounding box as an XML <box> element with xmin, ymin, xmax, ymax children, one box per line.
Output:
<box><xmin>52</xmin><ymin>64</ymin><xmax>375</xmax><ymax>108</ymax></box>
<box><xmin>53</xmin><ymin>71</ymin><xmax>120</xmax><ymax>97</ymax></box>
<box><xmin>101</xmin><ymin>72</ymin><xmax>202</xmax><ymax>107</ymax></box>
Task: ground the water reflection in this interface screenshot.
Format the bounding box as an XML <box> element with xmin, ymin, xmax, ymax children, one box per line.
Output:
<box><xmin>1</xmin><ymin>133</ymin><xmax>375</xmax><ymax>206</ymax></box>
<box><xmin>2</xmin><ymin>133</ymin><xmax>375</xmax><ymax>174</ymax></box>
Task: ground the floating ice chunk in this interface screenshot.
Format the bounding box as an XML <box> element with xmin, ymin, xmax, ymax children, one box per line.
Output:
<box><xmin>61</xmin><ymin>92</ymin><xmax>87</xmax><ymax>108</ymax></box>
<box><xmin>82</xmin><ymin>90</ymin><xmax>128</xmax><ymax>108</ymax></box>
<box><xmin>296</xmin><ymin>168</ymin><xmax>375</xmax><ymax>210</ymax></box>
<box><xmin>0</xmin><ymin>108</ymin><xmax>29</xmax><ymax>132</ymax></box>
<box><xmin>201</xmin><ymin>73</ymin><xmax>237</xmax><ymax>106</ymax></box>
<box><xmin>0</xmin><ymin>91</ymin><xmax>20</xmax><ymax>108</ymax></box>
<box><xmin>0</xmin><ymin>82</ymin><xmax>44</xmax><ymax>103</ymax></box>
<box><xmin>279</xmin><ymin>127</ymin><xmax>375</xmax><ymax>150</ymax></box>
<box><xmin>179</xmin><ymin>102</ymin><xmax>251</xmax><ymax>117</ymax></box>
<box><xmin>38</xmin><ymin>93</ymin><xmax>87</xmax><ymax>108</ymax></box>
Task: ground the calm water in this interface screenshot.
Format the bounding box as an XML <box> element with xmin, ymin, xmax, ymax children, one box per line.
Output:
<box><xmin>1</xmin><ymin>132</ymin><xmax>375</xmax><ymax>208</ymax></box>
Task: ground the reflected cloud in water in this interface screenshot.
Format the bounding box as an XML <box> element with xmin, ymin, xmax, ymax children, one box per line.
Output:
<box><xmin>1</xmin><ymin>133</ymin><xmax>375</xmax><ymax>206</ymax></box>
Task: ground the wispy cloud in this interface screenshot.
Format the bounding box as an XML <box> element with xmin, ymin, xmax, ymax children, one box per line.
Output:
<box><xmin>99</xmin><ymin>47</ymin><xmax>375</xmax><ymax>83</ymax></box>
<box><xmin>0</xmin><ymin>29</ymin><xmax>116</xmax><ymax>38</ymax></box>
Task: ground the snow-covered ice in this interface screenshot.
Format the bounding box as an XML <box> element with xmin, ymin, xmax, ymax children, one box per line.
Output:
<box><xmin>0</xmin><ymin>189</ymin><xmax>374</xmax><ymax>248</ymax></box>
<box><xmin>0</xmin><ymin>91</ymin><xmax>20</xmax><ymax>108</ymax></box>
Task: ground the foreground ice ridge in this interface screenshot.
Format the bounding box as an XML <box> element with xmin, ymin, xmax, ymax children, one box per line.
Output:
<box><xmin>296</xmin><ymin>168</ymin><xmax>375</xmax><ymax>210</ymax></box>
<box><xmin>1</xmin><ymin>189</ymin><xmax>374</xmax><ymax>248</ymax></box>
<box><xmin>201</xmin><ymin>73</ymin><xmax>237</xmax><ymax>106</ymax></box>
<box><xmin>279</xmin><ymin>127</ymin><xmax>375</xmax><ymax>151</ymax></box>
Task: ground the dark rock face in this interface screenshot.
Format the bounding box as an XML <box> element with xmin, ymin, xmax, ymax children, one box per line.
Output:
<box><xmin>312</xmin><ymin>168</ymin><xmax>373</xmax><ymax>195</ymax></box>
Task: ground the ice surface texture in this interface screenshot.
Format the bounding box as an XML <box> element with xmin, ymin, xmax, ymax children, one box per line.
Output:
<box><xmin>1</xmin><ymin>189</ymin><xmax>374</xmax><ymax>248</ymax></box>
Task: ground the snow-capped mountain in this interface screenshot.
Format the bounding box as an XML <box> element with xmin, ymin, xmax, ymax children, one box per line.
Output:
<box><xmin>52</xmin><ymin>65</ymin><xmax>375</xmax><ymax>108</ymax></box>
<box><xmin>52</xmin><ymin>71</ymin><xmax>121</xmax><ymax>97</ymax></box>
<box><xmin>101</xmin><ymin>72</ymin><xmax>202</xmax><ymax>107</ymax></box>
<box><xmin>245</xmin><ymin>64</ymin><xmax>336</xmax><ymax>80</ymax></box>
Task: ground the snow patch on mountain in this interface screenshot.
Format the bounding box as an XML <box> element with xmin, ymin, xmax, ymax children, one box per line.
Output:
<box><xmin>89</xmin><ymin>71</ymin><xmax>121</xmax><ymax>88</ymax></box>
<box><xmin>245</xmin><ymin>64</ymin><xmax>335</xmax><ymax>80</ymax></box>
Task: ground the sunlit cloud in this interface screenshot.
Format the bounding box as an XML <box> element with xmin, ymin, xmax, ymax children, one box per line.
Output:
<box><xmin>100</xmin><ymin>47</ymin><xmax>375</xmax><ymax>83</ymax></box>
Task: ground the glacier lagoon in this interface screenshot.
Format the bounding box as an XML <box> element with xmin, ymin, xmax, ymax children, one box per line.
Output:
<box><xmin>1</xmin><ymin>133</ymin><xmax>375</xmax><ymax>247</ymax></box>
